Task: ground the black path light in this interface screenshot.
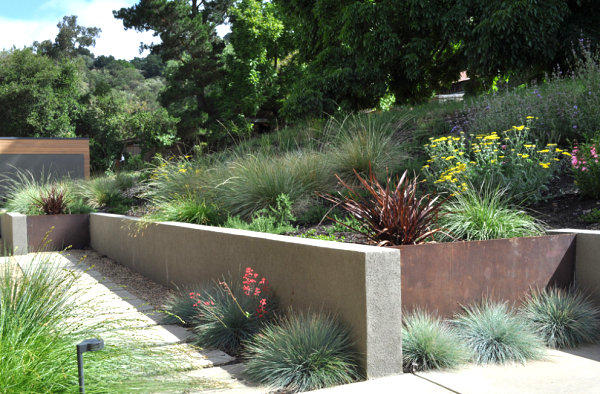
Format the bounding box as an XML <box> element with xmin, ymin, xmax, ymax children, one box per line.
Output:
<box><xmin>77</xmin><ymin>338</ymin><xmax>105</xmax><ymax>394</ymax></box>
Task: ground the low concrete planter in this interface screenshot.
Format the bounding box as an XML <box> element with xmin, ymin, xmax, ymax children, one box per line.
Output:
<box><xmin>392</xmin><ymin>234</ymin><xmax>577</xmax><ymax>317</ymax></box>
<box><xmin>1</xmin><ymin>212</ymin><xmax>89</xmax><ymax>254</ymax></box>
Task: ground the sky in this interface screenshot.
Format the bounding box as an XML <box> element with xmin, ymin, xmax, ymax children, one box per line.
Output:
<box><xmin>0</xmin><ymin>0</ymin><xmax>160</xmax><ymax>59</ymax></box>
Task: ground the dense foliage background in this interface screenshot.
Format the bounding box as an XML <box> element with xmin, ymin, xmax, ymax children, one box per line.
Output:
<box><xmin>1</xmin><ymin>1</ymin><xmax>598</xmax><ymax>172</ymax></box>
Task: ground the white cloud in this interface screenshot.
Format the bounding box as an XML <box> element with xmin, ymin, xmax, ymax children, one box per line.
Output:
<box><xmin>0</xmin><ymin>0</ymin><xmax>160</xmax><ymax>60</ymax></box>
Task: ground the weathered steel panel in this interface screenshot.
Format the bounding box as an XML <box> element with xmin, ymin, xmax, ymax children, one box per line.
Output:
<box><xmin>394</xmin><ymin>234</ymin><xmax>577</xmax><ymax>317</ymax></box>
<box><xmin>26</xmin><ymin>214</ymin><xmax>90</xmax><ymax>252</ymax></box>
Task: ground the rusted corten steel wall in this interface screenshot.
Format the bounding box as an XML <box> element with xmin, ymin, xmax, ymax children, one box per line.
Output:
<box><xmin>0</xmin><ymin>138</ymin><xmax>90</xmax><ymax>180</ymax></box>
<box><xmin>394</xmin><ymin>234</ymin><xmax>577</xmax><ymax>317</ymax></box>
<box><xmin>26</xmin><ymin>214</ymin><xmax>90</xmax><ymax>252</ymax></box>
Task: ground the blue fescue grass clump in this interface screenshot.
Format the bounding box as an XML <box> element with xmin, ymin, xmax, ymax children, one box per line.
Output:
<box><xmin>243</xmin><ymin>310</ymin><xmax>360</xmax><ymax>393</ymax></box>
<box><xmin>402</xmin><ymin>310</ymin><xmax>468</xmax><ymax>372</ymax></box>
<box><xmin>161</xmin><ymin>285</ymin><xmax>201</xmax><ymax>326</ymax></box>
<box><xmin>193</xmin><ymin>269</ymin><xmax>277</xmax><ymax>355</ymax></box>
<box><xmin>520</xmin><ymin>287</ymin><xmax>600</xmax><ymax>349</ymax></box>
<box><xmin>453</xmin><ymin>300</ymin><xmax>545</xmax><ymax>364</ymax></box>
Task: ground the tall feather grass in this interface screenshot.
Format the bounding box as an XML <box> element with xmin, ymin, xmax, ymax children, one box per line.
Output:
<box><xmin>0</xmin><ymin>252</ymin><xmax>227</xmax><ymax>392</ymax></box>
<box><xmin>325</xmin><ymin>113</ymin><xmax>411</xmax><ymax>183</ymax></box>
<box><xmin>1</xmin><ymin>170</ymin><xmax>90</xmax><ymax>215</ymax></box>
<box><xmin>216</xmin><ymin>151</ymin><xmax>332</xmax><ymax>218</ymax></box>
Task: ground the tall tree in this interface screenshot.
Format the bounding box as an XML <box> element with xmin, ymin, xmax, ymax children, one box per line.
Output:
<box><xmin>114</xmin><ymin>0</ymin><xmax>234</xmax><ymax>142</ymax></box>
<box><xmin>277</xmin><ymin>0</ymin><xmax>464</xmax><ymax>119</ymax></box>
<box><xmin>223</xmin><ymin>0</ymin><xmax>297</xmax><ymax>119</ymax></box>
<box><xmin>33</xmin><ymin>15</ymin><xmax>101</xmax><ymax>59</ymax></box>
<box><xmin>277</xmin><ymin>0</ymin><xmax>600</xmax><ymax>119</ymax></box>
<box><xmin>0</xmin><ymin>48</ymin><xmax>82</xmax><ymax>137</ymax></box>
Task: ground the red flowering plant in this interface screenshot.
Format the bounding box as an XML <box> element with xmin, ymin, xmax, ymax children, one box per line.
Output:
<box><xmin>571</xmin><ymin>136</ymin><xmax>600</xmax><ymax>198</ymax></box>
<box><xmin>190</xmin><ymin>267</ymin><xmax>277</xmax><ymax>355</ymax></box>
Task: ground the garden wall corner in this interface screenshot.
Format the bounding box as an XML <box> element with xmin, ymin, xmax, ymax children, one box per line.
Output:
<box><xmin>550</xmin><ymin>229</ymin><xmax>600</xmax><ymax>307</ymax></box>
<box><xmin>89</xmin><ymin>213</ymin><xmax>402</xmax><ymax>379</ymax></box>
<box><xmin>1</xmin><ymin>212</ymin><xmax>28</xmax><ymax>255</ymax></box>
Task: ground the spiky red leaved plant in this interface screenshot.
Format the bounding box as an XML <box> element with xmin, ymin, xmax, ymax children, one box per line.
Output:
<box><xmin>322</xmin><ymin>169</ymin><xmax>448</xmax><ymax>246</ymax></box>
<box><xmin>33</xmin><ymin>184</ymin><xmax>70</xmax><ymax>215</ymax></box>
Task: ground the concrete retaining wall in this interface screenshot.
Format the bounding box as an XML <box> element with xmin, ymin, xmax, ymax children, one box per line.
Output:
<box><xmin>90</xmin><ymin>213</ymin><xmax>402</xmax><ymax>379</ymax></box>
<box><xmin>1</xmin><ymin>212</ymin><xmax>28</xmax><ymax>254</ymax></box>
<box><xmin>550</xmin><ymin>229</ymin><xmax>600</xmax><ymax>307</ymax></box>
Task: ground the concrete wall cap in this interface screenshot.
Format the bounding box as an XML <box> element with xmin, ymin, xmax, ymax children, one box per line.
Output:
<box><xmin>90</xmin><ymin>212</ymin><xmax>399</xmax><ymax>255</ymax></box>
<box><xmin>549</xmin><ymin>229</ymin><xmax>600</xmax><ymax>235</ymax></box>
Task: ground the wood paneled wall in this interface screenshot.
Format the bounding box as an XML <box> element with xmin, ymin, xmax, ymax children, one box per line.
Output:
<box><xmin>0</xmin><ymin>138</ymin><xmax>89</xmax><ymax>179</ymax></box>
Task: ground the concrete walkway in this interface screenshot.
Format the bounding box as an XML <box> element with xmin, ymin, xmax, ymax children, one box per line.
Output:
<box><xmin>7</xmin><ymin>252</ymin><xmax>265</xmax><ymax>393</ymax></box>
<box><xmin>312</xmin><ymin>344</ymin><xmax>600</xmax><ymax>393</ymax></box>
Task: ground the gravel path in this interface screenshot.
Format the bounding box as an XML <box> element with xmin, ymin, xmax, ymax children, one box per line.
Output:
<box><xmin>67</xmin><ymin>249</ymin><xmax>175</xmax><ymax>309</ymax></box>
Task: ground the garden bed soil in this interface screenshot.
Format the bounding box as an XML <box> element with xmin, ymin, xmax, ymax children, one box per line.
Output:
<box><xmin>528</xmin><ymin>192</ymin><xmax>600</xmax><ymax>231</ymax></box>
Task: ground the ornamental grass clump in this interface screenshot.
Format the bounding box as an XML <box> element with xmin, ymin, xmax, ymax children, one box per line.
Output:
<box><xmin>440</xmin><ymin>184</ymin><xmax>545</xmax><ymax>241</ymax></box>
<box><xmin>402</xmin><ymin>310</ymin><xmax>468</xmax><ymax>372</ymax></box>
<box><xmin>161</xmin><ymin>285</ymin><xmax>202</xmax><ymax>326</ymax></box>
<box><xmin>217</xmin><ymin>150</ymin><xmax>331</xmax><ymax>219</ymax></box>
<box><xmin>1</xmin><ymin>170</ymin><xmax>91</xmax><ymax>215</ymax></box>
<box><xmin>243</xmin><ymin>310</ymin><xmax>360</xmax><ymax>393</ymax></box>
<box><xmin>193</xmin><ymin>268</ymin><xmax>277</xmax><ymax>355</ymax></box>
<box><xmin>520</xmin><ymin>288</ymin><xmax>600</xmax><ymax>349</ymax></box>
<box><xmin>321</xmin><ymin>169</ymin><xmax>447</xmax><ymax>246</ymax></box>
<box><xmin>150</xmin><ymin>193</ymin><xmax>226</xmax><ymax>225</ymax></box>
<box><xmin>453</xmin><ymin>300</ymin><xmax>545</xmax><ymax>364</ymax></box>
<box><xmin>325</xmin><ymin>113</ymin><xmax>410</xmax><ymax>184</ymax></box>
<box><xmin>0</xmin><ymin>253</ymin><xmax>218</xmax><ymax>392</ymax></box>
<box><xmin>422</xmin><ymin>118</ymin><xmax>569</xmax><ymax>203</ymax></box>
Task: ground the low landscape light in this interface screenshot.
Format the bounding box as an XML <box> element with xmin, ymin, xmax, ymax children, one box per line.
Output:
<box><xmin>76</xmin><ymin>338</ymin><xmax>104</xmax><ymax>394</ymax></box>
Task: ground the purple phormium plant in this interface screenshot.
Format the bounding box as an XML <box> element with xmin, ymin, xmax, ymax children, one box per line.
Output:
<box><xmin>321</xmin><ymin>168</ymin><xmax>449</xmax><ymax>246</ymax></box>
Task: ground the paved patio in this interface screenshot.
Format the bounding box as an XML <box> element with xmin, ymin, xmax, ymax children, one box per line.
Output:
<box><xmin>312</xmin><ymin>343</ymin><xmax>600</xmax><ymax>393</ymax></box>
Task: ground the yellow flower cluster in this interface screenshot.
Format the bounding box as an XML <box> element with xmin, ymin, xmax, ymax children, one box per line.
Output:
<box><xmin>422</xmin><ymin>120</ymin><xmax>566</xmax><ymax>195</ymax></box>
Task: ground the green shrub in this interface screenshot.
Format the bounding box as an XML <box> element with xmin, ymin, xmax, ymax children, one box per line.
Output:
<box><xmin>329</xmin><ymin>213</ymin><xmax>365</xmax><ymax>233</ymax></box>
<box><xmin>217</xmin><ymin>151</ymin><xmax>332</xmax><ymax>218</ymax></box>
<box><xmin>440</xmin><ymin>185</ymin><xmax>545</xmax><ymax>241</ymax></box>
<box><xmin>453</xmin><ymin>300</ymin><xmax>545</xmax><ymax>364</ymax></box>
<box><xmin>193</xmin><ymin>268</ymin><xmax>277</xmax><ymax>355</ymax></box>
<box><xmin>571</xmin><ymin>137</ymin><xmax>600</xmax><ymax>198</ymax></box>
<box><xmin>520</xmin><ymin>288</ymin><xmax>600</xmax><ymax>349</ymax></box>
<box><xmin>243</xmin><ymin>310</ymin><xmax>360</xmax><ymax>393</ymax></box>
<box><xmin>402</xmin><ymin>310</ymin><xmax>468</xmax><ymax>372</ymax></box>
<box><xmin>422</xmin><ymin>121</ymin><xmax>568</xmax><ymax>203</ymax></box>
<box><xmin>298</xmin><ymin>229</ymin><xmax>341</xmax><ymax>242</ymax></box>
<box><xmin>322</xmin><ymin>170</ymin><xmax>447</xmax><ymax>245</ymax></box>
<box><xmin>581</xmin><ymin>208</ymin><xmax>600</xmax><ymax>223</ymax></box>
<box><xmin>224</xmin><ymin>194</ymin><xmax>296</xmax><ymax>234</ymax></box>
<box><xmin>325</xmin><ymin>113</ymin><xmax>410</xmax><ymax>183</ymax></box>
